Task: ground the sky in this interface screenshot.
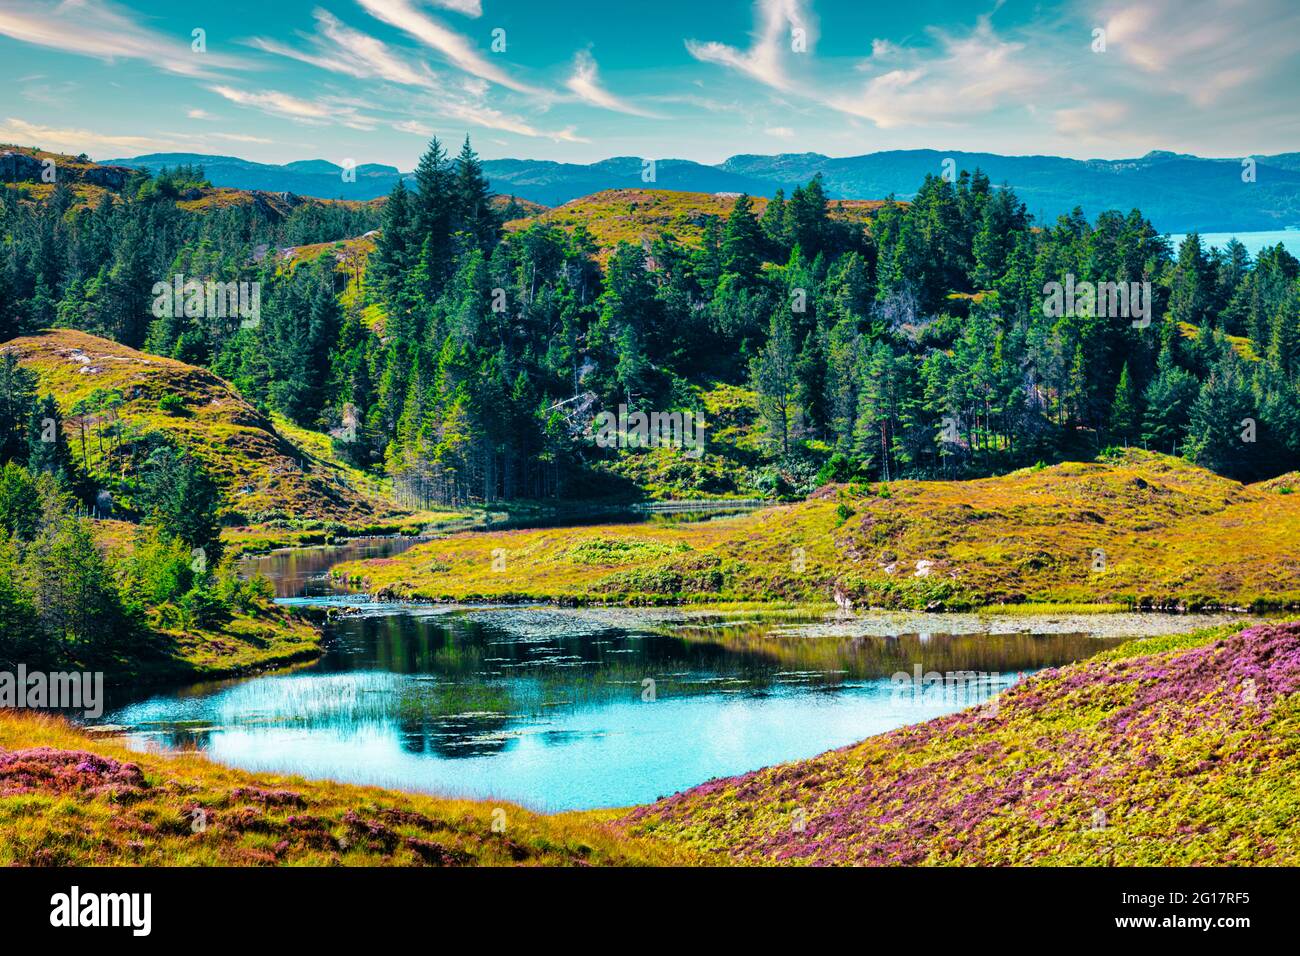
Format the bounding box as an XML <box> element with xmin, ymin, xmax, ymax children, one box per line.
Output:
<box><xmin>1</xmin><ymin>0</ymin><xmax>1298</xmax><ymax>169</ymax></box>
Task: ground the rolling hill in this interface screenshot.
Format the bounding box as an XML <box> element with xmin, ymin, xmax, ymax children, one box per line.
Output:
<box><xmin>2</xmin><ymin>145</ymin><xmax>380</xmax><ymax>218</ymax></box>
<box><xmin>330</xmin><ymin>450</ymin><xmax>1300</xmax><ymax>610</ymax></box>
<box><xmin>2</xmin><ymin>329</ymin><xmax>406</xmax><ymax>525</ymax></box>
<box><xmin>503</xmin><ymin>188</ymin><xmax>893</xmax><ymax>257</ymax></box>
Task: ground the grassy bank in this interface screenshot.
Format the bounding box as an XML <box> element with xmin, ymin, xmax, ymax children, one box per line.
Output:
<box><xmin>0</xmin><ymin>711</ymin><xmax>702</xmax><ymax>866</ymax></box>
<box><xmin>331</xmin><ymin>451</ymin><xmax>1300</xmax><ymax>610</ymax></box>
<box><xmin>617</xmin><ymin>619</ymin><xmax>1300</xmax><ymax>865</ymax></box>
<box><xmin>132</xmin><ymin>603</ymin><xmax>323</xmax><ymax>682</ymax></box>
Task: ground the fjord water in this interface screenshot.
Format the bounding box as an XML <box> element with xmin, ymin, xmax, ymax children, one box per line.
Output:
<box><xmin>1167</xmin><ymin>228</ymin><xmax>1297</xmax><ymax>256</ymax></box>
<box><xmin>95</xmin><ymin>537</ymin><xmax>1126</xmax><ymax>810</ymax></box>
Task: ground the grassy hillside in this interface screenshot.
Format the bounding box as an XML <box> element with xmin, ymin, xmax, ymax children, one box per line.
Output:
<box><xmin>0</xmin><ymin>711</ymin><xmax>700</xmax><ymax>866</ymax></box>
<box><xmin>491</xmin><ymin>194</ymin><xmax>548</xmax><ymax>217</ymax></box>
<box><xmin>593</xmin><ymin>382</ymin><xmax>768</xmax><ymax>499</ymax></box>
<box><xmin>503</xmin><ymin>187</ymin><xmax>893</xmax><ymax>258</ymax></box>
<box><xmin>2</xmin><ymin>144</ymin><xmax>379</xmax><ymax>217</ymax></box>
<box><xmin>3</xmin><ymin>329</ymin><xmax>407</xmax><ymax>525</ymax></box>
<box><xmin>126</xmin><ymin>597</ymin><xmax>321</xmax><ymax>681</ymax></box>
<box><xmin>618</xmin><ymin>619</ymin><xmax>1300</xmax><ymax>865</ymax></box>
<box><xmin>331</xmin><ymin>450</ymin><xmax>1300</xmax><ymax>609</ymax></box>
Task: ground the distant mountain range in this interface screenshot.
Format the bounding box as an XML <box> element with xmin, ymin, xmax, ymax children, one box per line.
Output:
<box><xmin>100</xmin><ymin>148</ymin><xmax>1300</xmax><ymax>233</ymax></box>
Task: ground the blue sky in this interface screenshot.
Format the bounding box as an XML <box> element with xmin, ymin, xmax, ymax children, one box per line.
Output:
<box><xmin>2</xmin><ymin>0</ymin><xmax>1298</xmax><ymax>168</ymax></box>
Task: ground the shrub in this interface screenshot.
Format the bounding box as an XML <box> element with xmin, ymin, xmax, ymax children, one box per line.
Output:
<box><xmin>157</xmin><ymin>393</ymin><xmax>188</xmax><ymax>416</ymax></box>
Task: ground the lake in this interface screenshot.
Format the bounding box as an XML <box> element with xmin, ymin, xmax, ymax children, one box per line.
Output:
<box><xmin>95</xmin><ymin>603</ymin><xmax>1128</xmax><ymax>811</ymax></box>
<box><xmin>1167</xmin><ymin>228</ymin><xmax>1298</xmax><ymax>256</ymax></box>
<box><xmin>75</xmin><ymin>534</ymin><xmax>1152</xmax><ymax>810</ymax></box>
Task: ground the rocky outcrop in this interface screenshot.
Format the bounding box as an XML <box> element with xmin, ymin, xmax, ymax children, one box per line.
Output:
<box><xmin>0</xmin><ymin>150</ymin><xmax>44</xmax><ymax>183</ymax></box>
<box><xmin>1</xmin><ymin>149</ymin><xmax>132</xmax><ymax>189</ymax></box>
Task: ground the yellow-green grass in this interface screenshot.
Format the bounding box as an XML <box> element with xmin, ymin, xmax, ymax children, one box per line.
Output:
<box><xmin>616</xmin><ymin>619</ymin><xmax>1300</xmax><ymax>865</ymax></box>
<box><xmin>220</xmin><ymin>511</ymin><xmax>464</xmax><ymax>558</ymax></box>
<box><xmin>595</xmin><ymin>382</ymin><xmax>768</xmax><ymax>500</ymax></box>
<box><xmin>0</xmin><ymin>711</ymin><xmax>705</xmax><ymax>866</ymax></box>
<box><xmin>490</xmin><ymin>193</ymin><xmax>549</xmax><ymax>217</ymax></box>
<box><xmin>173</xmin><ymin>188</ymin><xmax>378</xmax><ymax>216</ymax></box>
<box><xmin>504</xmin><ymin>188</ymin><xmax>895</xmax><ymax>260</ymax></box>
<box><xmin>1178</xmin><ymin>320</ymin><xmax>1260</xmax><ymax>361</ymax></box>
<box><xmin>332</xmin><ymin>450</ymin><xmax>1300</xmax><ymax>610</ymax></box>
<box><xmin>276</xmin><ymin>233</ymin><xmax>377</xmax><ymax>277</ymax></box>
<box><xmin>3</xmin><ymin>180</ymin><xmax>116</xmax><ymax>211</ymax></box>
<box><xmin>3</xmin><ymin>329</ymin><xmax>412</xmax><ymax>525</ymax></box>
<box><xmin>137</xmin><ymin>604</ymin><xmax>323</xmax><ymax>681</ymax></box>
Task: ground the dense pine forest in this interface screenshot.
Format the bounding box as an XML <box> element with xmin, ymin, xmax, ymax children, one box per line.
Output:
<box><xmin>3</xmin><ymin>136</ymin><xmax>1299</xmax><ymax>512</ymax></box>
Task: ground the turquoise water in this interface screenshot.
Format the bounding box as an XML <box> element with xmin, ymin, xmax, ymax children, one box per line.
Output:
<box><xmin>1167</xmin><ymin>229</ymin><xmax>1297</xmax><ymax>256</ymax></box>
<box><xmin>96</xmin><ymin>607</ymin><xmax>1121</xmax><ymax>811</ymax></box>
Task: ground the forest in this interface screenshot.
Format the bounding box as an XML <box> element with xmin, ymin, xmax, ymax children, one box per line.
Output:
<box><xmin>2</xmin><ymin>137</ymin><xmax>1299</xmax><ymax>512</ymax></box>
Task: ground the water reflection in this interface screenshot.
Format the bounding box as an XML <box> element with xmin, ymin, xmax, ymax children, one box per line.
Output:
<box><xmin>241</xmin><ymin>537</ymin><xmax>426</xmax><ymax>598</ymax></box>
<box><xmin>98</xmin><ymin>609</ymin><xmax>1122</xmax><ymax>811</ymax></box>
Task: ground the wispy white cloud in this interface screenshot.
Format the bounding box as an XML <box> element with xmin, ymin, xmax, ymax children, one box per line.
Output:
<box><xmin>393</xmin><ymin>119</ymin><xmax>433</xmax><ymax>137</ymax></box>
<box><xmin>187</xmin><ymin>108</ymin><xmax>215</xmax><ymax>120</ymax></box>
<box><xmin>397</xmin><ymin>105</ymin><xmax>585</xmax><ymax>143</ymax></box>
<box><xmin>247</xmin><ymin>10</ymin><xmax>579</xmax><ymax>142</ymax></box>
<box><xmin>356</xmin><ymin>0</ymin><xmax>538</xmax><ymax>93</ymax></box>
<box><xmin>208</xmin><ymin>85</ymin><xmax>333</xmax><ymax>121</ymax></box>
<box><xmin>251</xmin><ymin>9</ymin><xmax>437</xmax><ymax>88</ymax></box>
<box><xmin>0</xmin><ymin>116</ymin><xmax>190</xmax><ymax>156</ymax></box>
<box><xmin>207</xmin><ymin>85</ymin><xmax>379</xmax><ymax>130</ymax></box>
<box><xmin>428</xmin><ymin>0</ymin><xmax>483</xmax><ymax>15</ymax></box>
<box><xmin>0</xmin><ymin>116</ymin><xmax>280</xmax><ymax>159</ymax></box>
<box><xmin>1095</xmin><ymin>0</ymin><xmax>1300</xmax><ymax>107</ymax></box>
<box><xmin>444</xmin><ymin>98</ymin><xmax>592</xmax><ymax>143</ymax></box>
<box><xmin>210</xmin><ymin>132</ymin><xmax>275</xmax><ymax>144</ymax></box>
<box><xmin>565</xmin><ymin>51</ymin><xmax>661</xmax><ymax>117</ymax></box>
<box><xmin>0</xmin><ymin>0</ymin><xmax>248</xmax><ymax>78</ymax></box>
<box><xmin>685</xmin><ymin>0</ymin><xmax>816</xmax><ymax>93</ymax></box>
<box><xmin>1053</xmin><ymin>100</ymin><xmax>1131</xmax><ymax>140</ymax></box>
<box><xmin>833</xmin><ymin>15</ymin><xmax>1044</xmax><ymax>128</ymax></box>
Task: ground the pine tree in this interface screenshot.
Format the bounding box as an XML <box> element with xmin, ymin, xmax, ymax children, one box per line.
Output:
<box><xmin>412</xmin><ymin>137</ymin><xmax>456</xmax><ymax>295</ymax></box>
<box><xmin>751</xmin><ymin>310</ymin><xmax>798</xmax><ymax>457</ymax></box>
<box><xmin>1108</xmin><ymin>361</ymin><xmax>1141</xmax><ymax>442</ymax></box>
<box><xmin>1141</xmin><ymin>347</ymin><xmax>1198</xmax><ymax>452</ymax></box>
<box><xmin>26</xmin><ymin>395</ymin><xmax>71</xmax><ymax>479</ymax></box>
<box><xmin>454</xmin><ymin>136</ymin><xmax>498</xmax><ymax>254</ymax></box>
<box><xmin>722</xmin><ymin>194</ymin><xmax>764</xmax><ymax>281</ymax></box>
<box><xmin>0</xmin><ymin>356</ymin><xmax>37</xmax><ymax>465</ymax></box>
<box><xmin>760</xmin><ymin>188</ymin><xmax>789</xmax><ymax>258</ymax></box>
<box><xmin>1183</xmin><ymin>355</ymin><xmax>1258</xmax><ymax>479</ymax></box>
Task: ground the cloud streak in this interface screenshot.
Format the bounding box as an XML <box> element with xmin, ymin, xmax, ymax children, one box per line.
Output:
<box><xmin>251</xmin><ymin>9</ymin><xmax>437</xmax><ymax>88</ymax></box>
<box><xmin>685</xmin><ymin>0</ymin><xmax>815</xmax><ymax>93</ymax></box>
<box><xmin>356</xmin><ymin>0</ymin><xmax>538</xmax><ymax>94</ymax></box>
<box><xmin>0</xmin><ymin>0</ymin><xmax>248</xmax><ymax>78</ymax></box>
<box><xmin>565</xmin><ymin>51</ymin><xmax>661</xmax><ymax>117</ymax></box>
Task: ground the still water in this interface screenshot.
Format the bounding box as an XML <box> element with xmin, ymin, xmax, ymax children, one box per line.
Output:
<box><xmin>1167</xmin><ymin>228</ymin><xmax>1297</xmax><ymax>257</ymax></box>
<box><xmin>96</xmin><ymin>537</ymin><xmax>1125</xmax><ymax>809</ymax></box>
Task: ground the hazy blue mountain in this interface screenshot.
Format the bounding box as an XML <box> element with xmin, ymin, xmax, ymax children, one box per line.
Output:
<box><xmin>99</xmin><ymin>152</ymin><xmax>403</xmax><ymax>200</ymax></box>
<box><xmin>98</xmin><ymin>148</ymin><xmax>1300</xmax><ymax>232</ymax></box>
<box><xmin>480</xmin><ymin>156</ymin><xmax>790</xmax><ymax>205</ymax></box>
<box><xmin>720</xmin><ymin>149</ymin><xmax>1300</xmax><ymax>232</ymax></box>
